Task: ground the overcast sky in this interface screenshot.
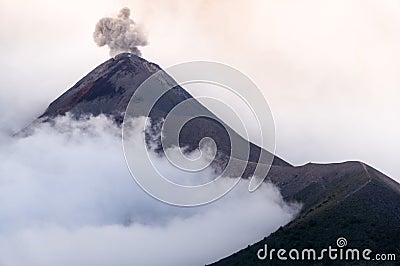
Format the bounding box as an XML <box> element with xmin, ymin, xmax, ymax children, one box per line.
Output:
<box><xmin>0</xmin><ymin>0</ymin><xmax>399</xmax><ymax>183</ymax></box>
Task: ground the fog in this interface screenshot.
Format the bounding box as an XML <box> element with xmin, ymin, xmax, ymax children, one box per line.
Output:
<box><xmin>0</xmin><ymin>115</ymin><xmax>299</xmax><ymax>265</ymax></box>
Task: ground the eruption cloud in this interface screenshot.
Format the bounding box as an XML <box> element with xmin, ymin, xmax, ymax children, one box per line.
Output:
<box><xmin>93</xmin><ymin>7</ymin><xmax>148</xmax><ymax>57</ymax></box>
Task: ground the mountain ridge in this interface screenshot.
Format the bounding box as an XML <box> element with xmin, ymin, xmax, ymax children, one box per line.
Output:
<box><xmin>34</xmin><ymin>53</ymin><xmax>400</xmax><ymax>264</ymax></box>
<box><xmin>211</xmin><ymin>162</ymin><xmax>400</xmax><ymax>265</ymax></box>
<box><xmin>38</xmin><ymin>53</ymin><xmax>291</xmax><ymax>168</ymax></box>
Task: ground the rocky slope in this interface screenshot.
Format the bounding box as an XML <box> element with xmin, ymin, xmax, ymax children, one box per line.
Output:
<box><xmin>211</xmin><ymin>162</ymin><xmax>400</xmax><ymax>265</ymax></box>
<box><xmin>39</xmin><ymin>53</ymin><xmax>290</xmax><ymax>169</ymax></box>
<box><xmin>37</xmin><ymin>53</ymin><xmax>400</xmax><ymax>264</ymax></box>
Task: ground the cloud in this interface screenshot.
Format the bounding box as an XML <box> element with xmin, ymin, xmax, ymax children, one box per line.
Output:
<box><xmin>0</xmin><ymin>0</ymin><xmax>398</xmax><ymax>182</ymax></box>
<box><xmin>93</xmin><ymin>7</ymin><xmax>148</xmax><ymax>56</ymax></box>
<box><xmin>0</xmin><ymin>115</ymin><xmax>300</xmax><ymax>266</ymax></box>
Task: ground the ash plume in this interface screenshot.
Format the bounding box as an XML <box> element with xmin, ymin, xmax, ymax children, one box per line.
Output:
<box><xmin>93</xmin><ymin>7</ymin><xmax>148</xmax><ymax>57</ymax></box>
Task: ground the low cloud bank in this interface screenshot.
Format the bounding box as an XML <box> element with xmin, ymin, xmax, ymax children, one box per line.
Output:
<box><xmin>0</xmin><ymin>115</ymin><xmax>300</xmax><ymax>266</ymax></box>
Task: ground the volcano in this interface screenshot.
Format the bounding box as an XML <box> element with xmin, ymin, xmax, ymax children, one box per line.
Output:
<box><xmin>38</xmin><ymin>53</ymin><xmax>289</xmax><ymax>170</ymax></box>
<box><xmin>37</xmin><ymin>53</ymin><xmax>400</xmax><ymax>264</ymax></box>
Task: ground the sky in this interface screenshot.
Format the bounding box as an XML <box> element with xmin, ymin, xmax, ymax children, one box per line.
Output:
<box><xmin>0</xmin><ymin>0</ymin><xmax>399</xmax><ymax>182</ymax></box>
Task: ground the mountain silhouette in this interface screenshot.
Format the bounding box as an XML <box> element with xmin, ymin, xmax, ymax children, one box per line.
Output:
<box><xmin>39</xmin><ymin>53</ymin><xmax>289</xmax><ymax>170</ymax></box>
<box><xmin>37</xmin><ymin>53</ymin><xmax>400</xmax><ymax>264</ymax></box>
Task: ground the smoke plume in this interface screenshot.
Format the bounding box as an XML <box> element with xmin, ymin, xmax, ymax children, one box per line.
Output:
<box><xmin>93</xmin><ymin>7</ymin><xmax>148</xmax><ymax>56</ymax></box>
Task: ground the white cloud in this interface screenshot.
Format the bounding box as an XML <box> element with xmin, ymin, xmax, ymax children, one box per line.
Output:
<box><xmin>0</xmin><ymin>115</ymin><xmax>299</xmax><ymax>266</ymax></box>
<box><xmin>0</xmin><ymin>0</ymin><xmax>398</xmax><ymax>181</ymax></box>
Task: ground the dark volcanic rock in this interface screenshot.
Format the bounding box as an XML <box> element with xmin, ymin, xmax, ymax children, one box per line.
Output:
<box><xmin>41</xmin><ymin>53</ymin><xmax>160</xmax><ymax>120</ymax></box>
<box><xmin>39</xmin><ymin>53</ymin><xmax>290</xmax><ymax>168</ymax></box>
<box><xmin>211</xmin><ymin>164</ymin><xmax>400</xmax><ymax>265</ymax></box>
<box><xmin>37</xmin><ymin>53</ymin><xmax>400</xmax><ymax>264</ymax></box>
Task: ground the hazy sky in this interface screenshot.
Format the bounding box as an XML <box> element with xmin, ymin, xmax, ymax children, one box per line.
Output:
<box><xmin>0</xmin><ymin>0</ymin><xmax>399</xmax><ymax>182</ymax></box>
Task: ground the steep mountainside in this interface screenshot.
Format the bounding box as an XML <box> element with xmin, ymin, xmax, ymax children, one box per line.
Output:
<box><xmin>211</xmin><ymin>162</ymin><xmax>400</xmax><ymax>265</ymax></box>
<box><xmin>39</xmin><ymin>53</ymin><xmax>290</xmax><ymax>168</ymax></box>
<box><xmin>37</xmin><ymin>53</ymin><xmax>400</xmax><ymax>264</ymax></box>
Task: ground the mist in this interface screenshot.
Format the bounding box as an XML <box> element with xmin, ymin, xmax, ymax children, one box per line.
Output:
<box><xmin>0</xmin><ymin>115</ymin><xmax>299</xmax><ymax>265</ymax></box>
<box><xmin>0</xmin><ymin>0</ymin><xmax>398</xmax><ymax>181</ymax></box>
<box><xmin>132</xmin><ymin>0</ymin><xmax>400</xmax><ymax>181</ymax></box>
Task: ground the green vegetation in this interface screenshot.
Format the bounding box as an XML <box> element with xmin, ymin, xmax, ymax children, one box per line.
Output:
<box><xmin>210</xmin><ymin>167</ymin><xmax>400</xmax><ymax>266</ymax></box>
